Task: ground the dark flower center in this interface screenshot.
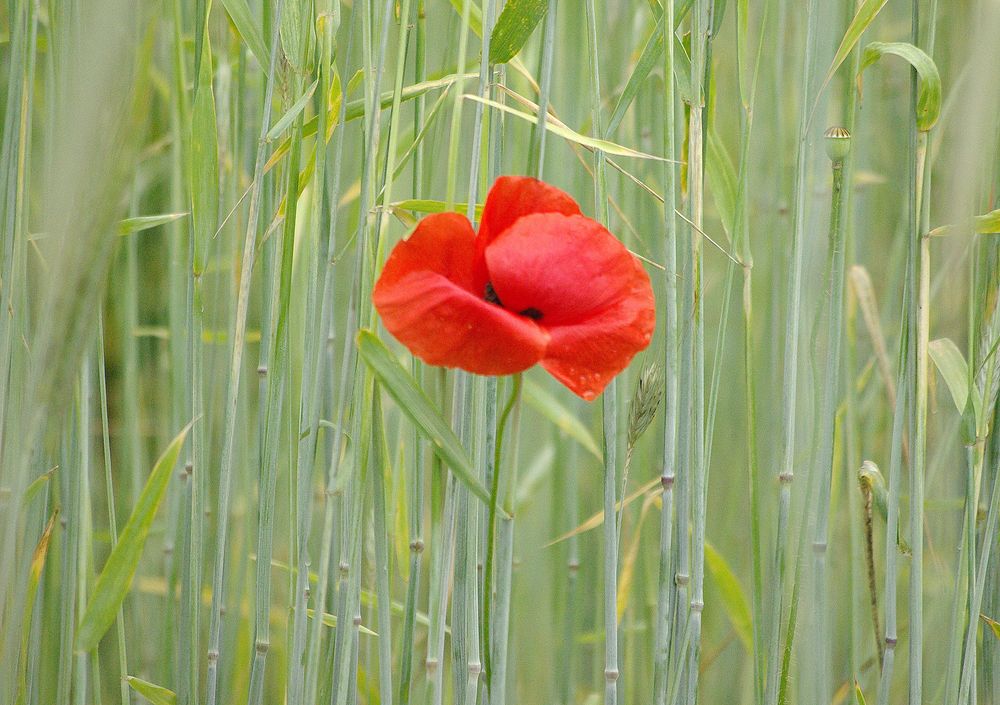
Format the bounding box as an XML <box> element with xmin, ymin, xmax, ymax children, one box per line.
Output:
<box><xmin>484</xmin><ymin>282</ymin><xmax>543</xmax><ymax>321</ymax></box>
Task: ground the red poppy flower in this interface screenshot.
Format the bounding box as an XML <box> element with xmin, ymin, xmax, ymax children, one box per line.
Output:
<box><xmin>372</xmin><ymin>176</ymin><xmax>655</xmax><ymax>401</ymax></box>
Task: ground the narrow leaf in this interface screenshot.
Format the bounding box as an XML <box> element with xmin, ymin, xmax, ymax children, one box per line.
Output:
<box><xmin>607</xmin><ymin>14</ymin><xmax>665</xmax><ymax>137</ymax></box>
<box><xmin>489</xmin><ymin>0</ymin><xmax>549</xmax><ymax>64</ymax></box>
<box><xmin>266</xmin><ymin>79</ymin><xmax>318</xmax><ymax>141</ymax></box>
<box><xmin>546</xmin><ymin>477</ymin><xmax>660</xmax><ymax>545</ymax></box>
<box><xmin>220</xmin><ymin>0</ymin><xmax>268</xmax><ymax>67</ymax></box>
<box><xmin>76</xmin><ymin>423</ymin><xmax>192</xmax><ymax>652</ymax></box>
<box><xmin>859</xmin><ymin>41</ymin><xmax>942</xmax><ymax>131</ymax></box>
<box><xmin>117</xmin><ymin>212</ymin><xmax>189</xmax><ymax>236</ymax></box>
<box><xmin>815</xmin><ymin>0</ymin><xmax>888</xmax><ymax>108</ymax></box>
<box><xmin>524</xmin><ymin>379</ymin><xmax>602</xmax><ymax>460</ymax></box>
<box><xmin>464</xmin><ymin>94</ymin><xmax>673</xmax><ymax>161</ymax></box>
<box><xmin>705</xmin><ymin>540</ymin><xmax>753</xmax><ymax>651</ymax></box>
<box><xmin>706</xmin><ymin>125</ymin><xmax>737</xmax><ymax>239</ymax></box>
<box><xmin>390</xmin><ymin>199</ymin><xmax>484</xmax><ymax>220</ymax></box>
<box><xmin>929</xmin><ymin>338</ymin><xmax>971</xmax><ymax>412</ymax></box>
<box><xmin>356</xmin><ymin>331</ymin><xmax>493</xmax><ymax>509</ymax></box>
<box><xmin>125</xmin><ymin>677</ymin><xmax>177</xmax><ymax>705</ymax></box>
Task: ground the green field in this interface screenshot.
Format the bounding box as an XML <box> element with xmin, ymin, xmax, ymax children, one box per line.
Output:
<box><xmin>2</xmin><ymin>0</ymin><xmax>1000</xmax><ymax>703</ymax></box>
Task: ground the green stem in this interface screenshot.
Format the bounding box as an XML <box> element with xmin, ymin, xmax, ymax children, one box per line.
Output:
<box><xmin>482</xmin><ymin>373</ymin><xmax>522</xmax><ymax>689</ymax></box>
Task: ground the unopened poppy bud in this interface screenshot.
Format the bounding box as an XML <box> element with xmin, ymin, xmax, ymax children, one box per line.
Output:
<box><xmin>824</xmin><ymin>126</ymin><xmax>851</xmax><ymax>163</ymax></box>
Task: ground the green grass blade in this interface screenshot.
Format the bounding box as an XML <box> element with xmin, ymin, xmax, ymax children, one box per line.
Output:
<box><xmin>75</xmin><ymin>423</ymin><xmax>192</xmax><ymax>653</ymax></box>
<box><xmin>704</xmin><ymin>540</ymin><xmax>753</xmax><ymax>652</ymax></box>
<box><xmin>356</xmin><ymin>330</ymin><xmax>493</xmax><ymax>508</ymax></box>
<box><xmin>125</xmin><ymin>677</ymin><xmax>177</xmax><ymax>705</ymax></box>
<box><xmin>814</xmin><ymin>0</ymin><xmax>888</xmax><ymax>110</ymax></box>
<box><xmin>859</xmin><ymin>41</ymin><xmax>942</xmax><ymax>131</ymax></box>
<box><xmin>117</xmin><ymin>212</ymin><xmax>188</xmax><ymax>235</ymax></box>
<box><xmin>220</xmin><ymin>0</ymin><xmax>269</xmax><ymax>67</ymax></box>
<box><xmin>523</xmin><ymin>379</ymin><xmax>602</xmax><ymax>460</ymax></box>
<box><xmin>489</xmin><ymin>0</ymin><xmax>548</xmax><ymax>64</ymax></box>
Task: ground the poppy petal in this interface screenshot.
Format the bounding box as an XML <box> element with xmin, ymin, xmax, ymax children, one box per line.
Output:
<box><xmin>374</xmin><ymin>212</ymin><xmax>480</xmax><ymax>295</ymax></box>
<box><xmin>373</xmin><ymin>213</ymin><xmax>548</xmax><ymax>375</ymax></box>
<box><xmin>540</xmin><ymin>298</ymin><xmax>655</xmax><ymax>400</ymax></box>
<box><xmin>478</xmin><ymin>176</ymin><xmax>582</xmax><ymax>246</ymax></box>
<box><xmin>374</xmin><ymin>271</ymin><xmax>549</xmax><ymax>375</ymax></box>
<box><xmin>485</xmin><ymin>213</ymin><xmax>648</xmax><ymax>325</ymax></box>
<box><xmin>484</xmin><ymin>212</ymin><xmax>654</xmax><ymax>399</ymax></box>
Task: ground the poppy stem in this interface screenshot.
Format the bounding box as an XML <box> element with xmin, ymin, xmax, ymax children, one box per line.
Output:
<box><xmin>482</xmin><ymin>372</ymin><xmax>522</xmax><ymax>694</ymax></box>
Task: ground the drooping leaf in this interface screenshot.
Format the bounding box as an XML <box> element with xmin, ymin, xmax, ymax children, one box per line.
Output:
<box><xmin>929</xmin><ymin>337</ymin><xmax>982</xmax><ymax>441</ymax></box>
<box><xmin>464</xmin><ymin>94</ymin><xmax>673</xmax><ymax>161</ymax></box>
<box><xmin>705</xmin><ymin>539</ymin><xmax>753</xmax><ymax>651</ymax></box>
<box><xmin>265</xmin><ymin>72</ymin><xmax>477</xmax><ymax>173</ymax></box>
<box><xmin>125</xmin><ymin>677</ymin><xmax>177</xmax><ymax>705</ymax></box>
<box><xmin>523</xmin><ymin>379</ymin><xmax>602</xmax><ymax>460</ymax></box>
<box><xmin>859</xmin><ymin>41</ymin><xmax>942</xmax><ymax>131</ymax></box>
<box><xmin>489</xmin><ymin>0</ymin><xmax>549</xmax><ymax>64</ymax></box>
<box><xmin>75</xmin><ymin>423</ymin><xmax>191</xmax><ymax>652</ymax></box>
<box><xmin>356</xmin><ymin>331</ymin><xmax>493</xmax><ymax>509</ymax></box>
<box><xmin>220</xmin><ymin>0</ymin><xmax>268</xmax><ymax>67</ymax></box>
<box><xmin>117</xmin><ymin>212</ymin><xmax>189</xmax><ymax>236</ymax></box>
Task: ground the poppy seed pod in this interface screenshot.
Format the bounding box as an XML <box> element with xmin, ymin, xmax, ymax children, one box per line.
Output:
<box><xmin>372</xmin><ymin>176</ymin><xmax>656</xmax><ymax>401</ymax></box>
<box><xmin>824</xmin><ymin>126</ymin><xmax>852</xmax><ymax>163</ymax></box>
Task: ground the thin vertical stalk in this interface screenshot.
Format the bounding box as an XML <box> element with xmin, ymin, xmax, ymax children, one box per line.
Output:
<box><xmin>371</xmin><ymin>389</ymin><xmax>395</xmax><ymax>705</ymax></box>
<box><xmin>97</xmin><ymin>318</ymin><xmax>130</xmax><ymax>705</ymax></box>
<box><xmin>653</xmin><ymin>0</ymin><xmax>678</xmax><ymax>701</ymax></box>
<box><xmin>584</xmin><ymin>1</ymin><xmax>619</xmax><ymax>702</ymax></box>
<box><xmin>398</xmin><ymin>4</ymin><xmax>428</xmax><ymax>704</ymax></box>
<box><xmin>765</xmin><ymin>1</ymin><xmax>820</xmax><ymax>702</ymax></box>
<box><xmin>205</xmin><ymin>3</ymin><xmax>291</xmax><ymax>703</ymax></box>
<box><xmin>810</xmin><ymin>128</ymin><xmax>851</xmax><ymax>705</ymax></box>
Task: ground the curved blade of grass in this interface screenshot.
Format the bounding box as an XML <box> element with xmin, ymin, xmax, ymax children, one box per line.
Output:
<box><xmin>489</xmin><ymin>0</ymin><xmax>548</xmax><ymax>64</ymax></box>
<box><xmin>125</xmin><ymin>676</ymin><xmax>177</xmax><ymax>705</ymax></box>
<box><xmin>356</xmin><ymin>330</ymin><xmax>494</xmax><ymax>509</ymax></box>
<box><xmin>811</xmin><ymin>0</ymin><xmax>888</xmax><ymax>116</ymax></box>
<box><xmin>266</xmin><ymin>79</ymin><xmax>318</xmax><ymax>140</ymax></box>
<box><xmin>75</xmin><ymin>422</ymin><xmax>192</xmax><ymax>652</ymax></box>
<box><xmin>464</xmin><ymin>94</ymin><xmax>676</xmax><ymax>161</ymax></box>
<box><xmin>859</xmin><ymin>42</ymin><xmax>942</xmax><ymax>131</ymax></box>
<box><xmin>545</xmin><ymin>477</ymin><xmax>660</xmax><ymax>546</ymax></box>
<box><xmin>220</xmin><ymin>0</ymin><xmax>269</xmax><ymax>68</ymax></box>
<box><xmin>706</xmin><ymin>125</ymin><xmax>737</xmax><ymax>240</ymax></box>
<box><xmin>117</xmin><ymin>212</ymin><xmax>188</xmax><ymax>236</ymax></box>
<box><xmin>705</xmin><ymin>539</ymin><xmax>753</xmax><ymax>652</ymax></box>
<box><xmin>389</xmin><ymin>198</ymin><xmax>483</xmax><ymax>219</ymax></box>
<box><xmin>523</xmin><ymin>379</ymin><xmax>602</xmax><ymax>460</ymax></box>
<box><xmin>606</xmin><ymin>13</ymin><xmax>664</xmax><ymax>137</ymax></box>
<box><xmin>265</xmin><ymin>72</ymin><xmax>477</xmax><ymax>172</ymax></box>
<box><xmin>929</xmin><ymin>338</ymin><xmax>971</xmax><ymax>412</ymax></box>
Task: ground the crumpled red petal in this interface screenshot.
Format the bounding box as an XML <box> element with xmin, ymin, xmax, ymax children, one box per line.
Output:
<box><xmin>474</xmin><ymin>176</ymin><xmax>582</xmax><ymax>292</ymax></box>
<box><xmin>484</xmin><ymin>212</ymin><xmax>655</xmax><ymax>400</ymax></box>
<box><xmin>540</xmin><ymin>294</ymin><xmax>655</xmax><ymax>401</ymax></box>
<box><xmin>478</xmin><ymin>176</ymin><xmax>582</xmax><ymax>245</ymax></box>
<box><xmin>373</xmin><ymin>212</ymin><xmax>549</xmax><ymax>375</ymax></box>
